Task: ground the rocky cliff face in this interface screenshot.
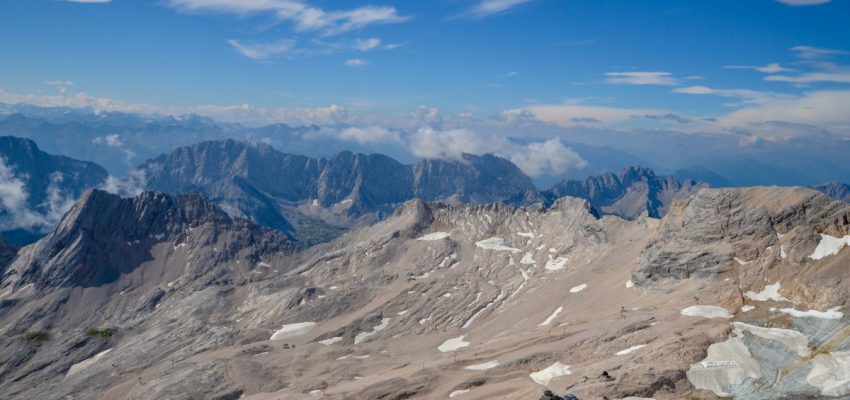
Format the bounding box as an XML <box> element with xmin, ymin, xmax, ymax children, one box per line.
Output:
<box><xmin>141</xmin><ymin>140</ymin><xmax>536</xmax><ymax>245</ymax></box>
<box><xmin>0</xmin><ymin>136</ymin><xmax>109</xmax><ymax>244</ymax></box>
<box><xmin>547</xmin><ymin>165</ymin><xmax>706</xmax><ymax>219</ymax></box>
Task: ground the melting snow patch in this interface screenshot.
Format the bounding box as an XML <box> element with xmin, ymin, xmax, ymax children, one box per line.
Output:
<box><xmin>810</xmin><ymin>234</ymin><xmax>850</xmax><ymax>260</ymax></box>
<box><xmin>681</xmin><ymin>306</ymin><xmax>733</xmax><ymax>319</ymax></box>
<box><xmin>319</xmin><ymin>336</ymin><xmax>343</xmax><ymax>346</ymax></box>
<box><xmin>686</xmin><ymin>336</ymin><xmax>762</xmax><ymax>397</ymax></box>
<box><xmin>520</xmin><ymin>252</ymin><xmax>535</xmax><ymax>265</ymax></box>
<box><xmin>475</xmin><ymin>238</ymin><xmax>521</xmax><ymax>252</ymax></box>
<box><xmin>530</xmin><ymin>362</ymin><xmax>571</xmax><ymax>386</ymax></box>
<box><xmin>777</xmin><ymin>306</ymin><xmax>843</xmax><ymax>320</ymax></box>
<box><xmin>615</xmin><ymin>344</ymin><xmax>646</xmax><ymax>356</ymax></box>
<box><xmin>807</xmin><ymin>351</ymin><xmax>850</xmax><ymax>396</ymax></box>
<box><xmin>66</xmin><ymin>349</ymin><xmax>112</xmax><ymax>377</ymax></box>
<box><xmin>418</xmin><ymin>232</ymin><xmax>451</xmax><ymax>241</ymax></box>
<box><xmin>257</xmin><ymin>261</ymin><xmax>271</xmax><ymax>267</ymax></box>
<box><xmin>732</xmin><ymin>322</ymin><xmax>810</xmax><ymax>357</ymax></box>
<box><xmin>744</xmin><ymin>282</ymin><xmax>789</xmax><ymax>302</ymax></box>
<box><xmin>539</xmin><ymin>307</ymin><xmax>563</xmax><ymax>326</ymax></box>
<box><xmin>517</xmin><ymin>232</ymin><xmax>534</xmax><ymax>238</ymax></box>
<box><xmin>354</xmin><ymin>318</ymin><xmax>390</xmax><ymax>344</ymax></box>
<box><xmin>438</xmin><ymin>336</ymin><xmax>470</xmax><ymax>352</ymax></box>
<box><xmin>465</xmin><ymin>360</ymin><xmax>500</xmax><ymax>370</ymax></box>
<box><xmin>397</xmin><ymin>310</ymin><xmax>408</xmax><ymax>316</ymax></box>
<box><xmin>625</xmin><ymin>280</ymin><xmax>634</xmax><ymax>288</ymax></box>
<box><xmin>544</xmin><ymin>257</ymin><xmax>568</xmax><ymax>271</ymax></box>
<box><xmin>780</xmin><ymin>246</ymin><xmax>787</xmax><ymax>259</ymax></box>
<box><xmin>741</xmin><ymin>305</ymin><xmax>755</xmax><ymax>312</ymax></box>
<box><xmin>734</xmin><ymin>257</ymin><xmax>751</xmax><ymax>266</ymax></box>
<box><xmin>569</xmin><ymin>284</ymin><xmax>588</xmax><ymax>293</ymax></box>
<box><xmin>309</xmin><ymin>390</ymin><xmax>322</xmax><ymax>397</ymax></box>
<box><xmin>270</xmin><ymin>322</ymin><xmax>316</xmax><ymax>340</ymax></box>
<box><xmin>449</xmin><ymin>390</ymin><xmax>470</xmax><ymax>398</ymax></box>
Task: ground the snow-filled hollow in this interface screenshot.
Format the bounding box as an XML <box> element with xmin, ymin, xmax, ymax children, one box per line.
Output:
<box><xmin>809</xmin><ymin>234</ymin><xmax>850</xmax><ymax>260</ymax></box>
<box><xmin>530</xmin><ymin>362</ymin><xmax>572</xmax><ymax>385</ymax></box>
<box><xmin>417</xmin><ymin>232</ymin><xmax>451</xmax><ymax>241</ymax></box>
<box><xmin>270</xmin><ymin>322</ymin><xmax>315</xmax><ymax>341</ymax></box>
<box><xmin>438</xmin><ymin>336</ymin><xmax>470</xmax><ymax>352</ymax></box>
<box><xmin>475</xmin><ymin>237</ymin><xmax>521</xmax><ymax>253</ymax></box>
<box><xmin>680</xmin><ymin>305</ymin><xmax>733</xmax><ymax>319</ymax></box>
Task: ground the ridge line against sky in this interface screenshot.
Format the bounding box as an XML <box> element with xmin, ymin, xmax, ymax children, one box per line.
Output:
<box><xmin>1</xmin><ymin>0</ymin><xmax>850</xmax><ymax>177</ymax></box>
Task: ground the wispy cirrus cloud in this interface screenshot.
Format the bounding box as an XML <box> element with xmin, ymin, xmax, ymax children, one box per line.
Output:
<box><xmin>165</xmin><ymin>0</ymin><xmax>409</xmax><ymax>36</ymax></box>
<box><xmin>605</xmin><ymin>71</ymin><xmax>679</xmax><ymax>85</ymax></box>
<box><xmin>226</xmin><ymin>39</ymin><xmax>295</xmax><ymax>60</ymax></box>
<box><xmin>461</xmin><ymin>0</ymin><xmax>534</xmax><ymax>18</ymax></box>
<box><xmin>724</xmin><ymin>63</ymin><xmax>794</xmax><ymax>73</ymax></box>
<box><xmin>791</xmin><ymin>45</ymin><xmax>848</xmax><ymax>59</ymax></box>
<box><xmin>775</xmin><ymin>0</ymin><xmax>831</xmax><ymax>5</ymax></box>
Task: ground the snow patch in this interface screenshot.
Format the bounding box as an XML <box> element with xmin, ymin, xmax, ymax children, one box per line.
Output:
<box><xmin>569</xmin><ymin>283</ymin><xmax>588</xmax><ymax>293</ymax></box>
<box><xmin>449</xmin><ymin>389</ymin><xmax>470</xmax><ymax>398</ymax></box>
<box><xmin>625</xmin><ymin>280</ymin><xmax>634</xmax><ymax>288</ymax></box>
<box><xmin>544</xmin><ymin>257</ymin><xmax>568</xmax><ymax>271</ymax></box>
<box><xmin>465</xmin><ymin>360</ymin><xmax>500</xmax><ymax>370</ymax></box>
<box><xmin>539</xmin><ymin>307</ymin><xmax>563</xmax><ymax>326</ymax></box>
<box><xmin>734</xmin><ymin>257</ymin><xmax>751</xmax><ymax>266</ymax></box>
<box><xmin>66</xmin><ymin>349</ymin><xmax>112</xmax><ymax>376</ymax></box>
<box><xmin>615</xmin><ymin>344</ymin><xmax>646</xmax><ymax>356</ymax></box>
<box><xmin>810</xmin><ymin>234</ymin><xmax>850</xmax><ymax>260</ymax></box>
<box><xmin>733</xmin><ymin>322</ymin><xmax>810</xmax><ymax>357</ymax></box>
<box><xmin>741</xmin><ymin>305</ymin><xmax>755</xmax><ymax>312</ymax></box>
<box><xmin>354</xmin><ymin>318</ymin><xmax>390</xmax><ymax>344</ymax></box>
<box><xmin>517</xmin><ymin>232</ymin><xmax>534</xmax><ymax>238</ymax></box>
<box><xmin>520</xmin><ymin>252</ymin><xmax>535</xmax><ymax>265</ymax></box>
<box><xmin>681</xmin><ymin>305</ymin><xmax>733</xmax><ymax>319</ymax></box>
<box><xmin>319</xmin><ymin>336</ymin><xmax>343</xmax><ymax>346</ymax></box>
<box><xmin>777</xmin><ymin>306</ymin><xmax>843</xmax><ymax>320</ymax></box>
<box><xmin>744</xmin><ymin>282</ymin><xmax>789</xmax><ymax>302</ymax></box>
<box><xmin>808</xmin><ymin>351</ymin><xmax>850</xmax><ymax>396</ymax></box>
<box><xmin>475</xmin><ymin>237</ymin><xmax>521</xmax><ymax>252</ymax></box>
<box><xmin>686</xmin><ymin>336</ymin><xmax>762</xmax><ymax>397</ymax></box>
<box><xmin>270</xmin><ymin>322</ymin><xmax>315</xmax><ymax>340</ymax></box>
<box><xmin>438</xmin><ymin>336</ymin><xmax>470</xmax><ymax>352</ymax></box>
<box><xmin>418</xmin><ymin>232</ymin><xmax>451</xmax><ymax>241</ymax></box>
<box><xmin>530</xmin><ymin>362</ymin><xmax>572</xmax><ymax>386</ymax></box>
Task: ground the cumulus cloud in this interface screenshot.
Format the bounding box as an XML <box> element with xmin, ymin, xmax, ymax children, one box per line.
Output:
<box><xmin>165</xmin><ymin>0</ymin><xmax>409</xmax><ymax>36</ymax></box>
<box><xmin>354</xmin><ymin>38</ymin><xmax>381</xmax><ymax>51</ymax></box>
<box><xmin>0</xmin><ymin>159</ymin><xmax>76</xmax><ymax>232</ymax></box>
<box><xmin>408</xmin><ymin>127</ymin><xmax>586</xmax><ymax>177</ymax></box>
<box><xmin>345</xmin><ymin>58</ymin><xmax>367</xmax><ymax>67</ymax></box>
<box><xmin>100</xmin><ymin>170</ymin><xmax>147</xmax><ymax>198</ymax></box>
<box><xmin>605</xmin><ymin>71</ymin><xmax>679</xmax><ymax>85</ymax></box>
<box><xmin>337</xmin><ymin>126</ymin><xmax>402</xmax><ymax>144</ymax></box>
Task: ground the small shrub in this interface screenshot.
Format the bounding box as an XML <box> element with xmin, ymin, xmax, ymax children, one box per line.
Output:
<box><xmin>84</xmin><ymin>328</ymin><xmax>113</xmax><ymax>338</ymax></box>
<box><xmin>25</xmin><ymin>331</ymin><xmax>49</xmax><ymax>343</ymax></box>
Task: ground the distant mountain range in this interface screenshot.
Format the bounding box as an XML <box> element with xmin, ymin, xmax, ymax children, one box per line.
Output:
<box><xmin>813</xmin><ymin>181</ymin><xmax>850</xmax><ymax>203</ymax></box>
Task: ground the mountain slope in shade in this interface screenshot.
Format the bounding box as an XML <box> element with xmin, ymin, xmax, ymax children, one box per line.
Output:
<box><xmin>2</xmin><ymin>187</ymin><xmax>850</xmax><ymax>399</ymax></box>
<box><xmin>546</xmin><ymin>165</ymin><xmax>706</xmax><ymax>219</ymax></box>
<box><xmin>141</xmin><ymin>140</ymin><xmax>536</xmax><ymax>245</ymax></box>
<box><xmin>0</xmin><ymin>136</ymin><xmax>109</xmax><ymax>245</ymax></box>
<box><xmin>813</xmin><ymin>181</ymin><xmax>850</xmax><ymax>203</ymax></box>
<box><xmin>672</xmin><ymin>165</ymin><xmax>733</xmax><ymax>188</ymax></box>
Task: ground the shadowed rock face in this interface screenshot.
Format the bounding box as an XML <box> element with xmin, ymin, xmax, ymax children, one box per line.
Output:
<box><xmin>0</xmin><ymin>136</ymin><xmax>109</xmax><ymax>245</ymax></box>
<box><xmin>546</xmin><ymin>165</ymin><xmax>706</xmax><ymax>219</ymax></box>
<box><xmin>141</xmin><ymin>140</ymin><xmax>536</xmax><ymax>245</ymax></box>
<box><xmin>814</xmin><ymin>181</ymin><xmax>850</xmax><ymax>203</ymax></box>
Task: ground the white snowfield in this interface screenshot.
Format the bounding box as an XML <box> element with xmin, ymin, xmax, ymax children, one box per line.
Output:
<box><xmin>544</xmin><ymin>256</ymin><xmax>568</xmax><ymax>271</ymax></box>
<box><xmin>680</xmin><ymin>305</ymin><xmax>733</xmax><ymax>319</ymax></box>
<box><xmin>809</xmin><ymin>234</ymin><xmax>850</xmax><ymax>260</ymax></box>
<box><xmin>530</xmin><ymin>362</ymin><xmax>572</xmax><ymax>385</ymax></box>
<box><xmin>538</xmin><ymin>307</ymin><xmax>563</xmax><ymax>326</ymax></box>
<box><xmin>615</xmin><ymin>344</ymin><xmax>646</xmax><ymax>356</ymax></box>
<box><xmin>777</xmin><ymin>306</ymin><xmax>843</xmax><ymax>320</ymax></box>
<box><xmin>270</xmin><ymin>322</ymin><xmax>315</xmax><ymax>341</ymax></box>
<box><xmin>475</xmin><ymin>238</ymin><xmax>521</xmax><ymax>253</ymax></box>
<box><xmin>354</xmin><ymin>318</ymin><xmax>390</xmax><ymax>344</ymax></box>
<box><xmin>449</xmin><ymin>389</ymin><xmax>470</xmax><ymax>398</ymax></box>
<box><xmin>808</xmin><ymin>351</ymin><xmax>850</xmax><ymax>396</ymax></box>
<box><xmin>744</xmin><ymin>282</ymin><xmax>789</xmax><ymax>302</ymax></box>
<box><xmin>569</xmin><ymin>283</ymin><xmax>588</xmax><ymax>293</ymax></box>
<box><xmin>465</xmin><ymin>360</ymin><xmax>500</xmax><ymax>370</ymax></box>
<box><xmin>733</xmin><ymin>322</ymin><xmax>810</xmax><ymax>357</ymax></box>
<box><xmin>687</xmin><ymin>336</ymin><xmax>762</xmax><ymax>397</ymax></box>
<box><xmin>741</xmin><ymin>305</ymin><xmax>755</xmax><ymax>312</ymax></box>
<box><xmin>438</xmin><ymin>336</ymin><xmax>470</xmax><ymax>352</ymax></box>
<box><xmin>417</xmin><ymin>232</ymin><xmax>451</xmax><ymax>241</ymax></box>
<box><xmin>66</xmin><ymin>348</ymin><xmax>112</xmax><ymax>377</ymax></box>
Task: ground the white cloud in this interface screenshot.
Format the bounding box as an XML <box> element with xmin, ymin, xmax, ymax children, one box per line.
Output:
<box><xmin>44</xmin><ymin>80</ymin><xmax>75</xmax><ymax>94</ymax></box>
<box><xmin>524</xmin><ymin>103</ymin><xmax>669</xmax><ymax>126</ymax></box>
<box><xmin>604</xmin><ymin>71</ymin><xmax>678</xmax><ymax>85</ymax></box>
<box><xmin>65</xmin><ymin>0</ymin><xmax>111</xmax><ymax>3</ymax></box>
<box><xmin>100</xmin><ymin>170</ymin><xmax>147</xmax><ymax>198</ymax></box>
<box><xmin>464</xmin><ymin>0</ymin><xmax>534</xmax><ymax>18</ymax></box>
<box><xmin>345</xmin><ymin>58</ymin><xmax>367</xmax><ymax>67</ymax></box>
<box><xmin>764</xmin><ymin>71</ymin><xmax>850</xmax><ymax>84</ymax></box>
<box><xmin>719</xmin><ymin>90</ymin><xmax>850</xmax><ymax>133</ymax></box>
<box><xmin>166</xmin><ymin>0</ymin><xmax>409</xmax><ymax>36</ymax></box>
<box><xmin>791</xmin><ymin>45</ymin><xmax>849</xmax><ymax>59</ymax></box>
<box><xmin>408</xmin><ymin>128</ymin><xmax>586</xmax><ymax>177</ymax></box>
<box><xmin>775</xmin><ymin>0</ymin><xmax>830</xmax><ymax>5</ymax></box>
<box><xmin>227</xmin><ymin>38</ymin><xmax>295</xmax><ymax>60</ymax></box>
<box><xmin>354</xmin><ymin>37</ymin><xmax>381</xmax><ymax>51</ymax></box>
<box><xmin>724</xmin><ymin>63</ymin><xmax>794</xmax><ymax>73</ymax></box>
<box><xmin>0</xmin><ymin>159</ymin><xmax>76</xmax><ymax>233</ymax></box>
<box><xmin>93</xmin><ymin>134</ymin><xmax>136</xmax><ymax>165</ymax></box>
<box><xmin>337</xmin><ymin>126</ymin><xmax>402</xmax><ymax>144</ymax></box>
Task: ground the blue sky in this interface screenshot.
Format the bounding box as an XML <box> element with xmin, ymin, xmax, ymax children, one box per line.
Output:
<box><xmin>1</xmin><ymin>0</ymin><xmax>850</xmax><ymax>178</ymax></box>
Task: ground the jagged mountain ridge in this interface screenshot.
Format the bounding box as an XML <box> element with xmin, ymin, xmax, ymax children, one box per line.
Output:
<box><xmin>546</xmin><ymin>165</ymin><xmax>706</xmax><ymax>219</ymax></box>
<box><xmin>3</xmin><ymin>186</ymin><xmax>850</xmax><ymax>399</ymax></box>
<box><xmin>0</xmin><ymin>136</ymin><xmax>109</xmax><ymax>245</ymax></box>
<box><xmin>813</xmin><ymin>181</ymin><xmax>850</xmax><ymax>203</ymax></box>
